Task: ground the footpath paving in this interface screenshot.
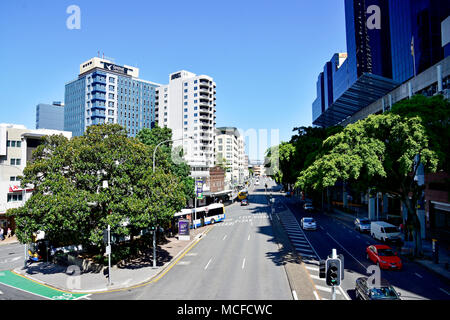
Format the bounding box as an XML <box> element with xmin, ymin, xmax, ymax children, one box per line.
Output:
<box><xmin>10</xmin><ymin>224</ymin><xmax>213</xmax><ymax>297</ymax></box>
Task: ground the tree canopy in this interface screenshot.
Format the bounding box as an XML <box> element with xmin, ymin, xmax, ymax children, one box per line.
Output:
<box><xmin>7</xmin><ymin>124</ymin><xmax>188</xmax><ymax>250</ymax></box>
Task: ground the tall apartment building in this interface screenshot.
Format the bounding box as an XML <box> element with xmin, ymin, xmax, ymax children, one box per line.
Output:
<box><xmin>36</xmin><ymin>102</ymin><xmax>65</xmax><ymax>131</ymax></box>
<box><xmin>155</xmin><ymin>71</ymin><xmax>216</xmax><ymax>185</ymax></box>
<box><xmin>65</xmin><ymin>57</ymin><xmax>159</xmax><ymax>137</ymax></box>
<box><xmin>0</xmin><ymin>124</ymin><xmax>72</xmax><ymax>231</ymax></box>
<box><xmin>215</xmin><ymin>127</ymin><xmax>247</xmax><ymax>187</ymax></box>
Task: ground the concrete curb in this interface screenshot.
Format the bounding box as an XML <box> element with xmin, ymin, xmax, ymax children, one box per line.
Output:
<box><xmin>12</xmin><ymin>226</ymin><xmax>214</xmax><ymax>294</ymax></box>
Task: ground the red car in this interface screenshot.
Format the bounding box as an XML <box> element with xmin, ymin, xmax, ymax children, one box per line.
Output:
<box><xmin>366</xmin><ymin>245</ymin><xmax>402</xmax><ymax>270</ymax></box>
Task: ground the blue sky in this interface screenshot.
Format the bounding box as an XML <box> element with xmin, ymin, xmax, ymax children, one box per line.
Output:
<box><xmin>0</xmin><ymin>0</ymin><xmax>346</xmax><ymax>158</ymax></box>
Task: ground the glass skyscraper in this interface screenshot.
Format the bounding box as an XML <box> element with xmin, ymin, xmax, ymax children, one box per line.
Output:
<box><xmin>64</xmin><ymin>57</ymin><xmax>159</xmax><ymax>137</ymax></box>
<box><xmin>389</xmin><ymin>0</ymin><xmax>450</xmax><ymax>83</ymax></box>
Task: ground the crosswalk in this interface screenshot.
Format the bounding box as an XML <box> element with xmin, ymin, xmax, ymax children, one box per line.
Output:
<box><xmin>279</xmin><ymin>213</ymin><xmax>319</xmax><ymax>260</ymax></box>
<box><xmin>215</xmin><ymin>214</ymin><xmax>270</xmax><ymax>227</ymax></box>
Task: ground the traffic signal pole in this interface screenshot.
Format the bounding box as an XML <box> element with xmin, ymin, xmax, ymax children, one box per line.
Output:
<box><xmin>331</xmin><ymin>249</ymin><xmax>337</xmax><ymax>300</ymax></box>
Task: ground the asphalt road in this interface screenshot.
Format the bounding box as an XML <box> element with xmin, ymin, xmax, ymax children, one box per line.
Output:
<box><xmin>280</xmin><ymin>190</ymin><xmax>450</xmax><ymax>300</ymax></box>
<box><xmin>95</xmin><ymin>182</ymin><xmax>292</xmax><ymax>300</ymax></box>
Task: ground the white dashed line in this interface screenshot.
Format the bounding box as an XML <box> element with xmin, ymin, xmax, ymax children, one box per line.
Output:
<box><xmin>292</xmin><ymin>290</ymin><xmax>298</xmax><ymax>300</ymax></box>
<box><xmin>415</xmin><ymin>273</ymin><xmax>423</xmax><ymax>279</ymax></box>
<box><xmin>439</xmin><ymin>288</ymin><xmax>450</xmax><ymax>296</ymax></box>
<box><xmin>242</xmin><ymin>258</ymin><xmax>246</xmax><ymax>269</ymax></box>
<box><xmin>204</xmin><ymin>258</ymin><xmax>212</xmax><ymax>270</ymax></box>
<box><xmin>223</xmin><ymin>235</ymin><xmax>227</xmax><ymax>241</ymax></box>
<box><xmin>313</xmin><ymin>291</ymin><xmax>320</xmax><ymax>300</ymax></box>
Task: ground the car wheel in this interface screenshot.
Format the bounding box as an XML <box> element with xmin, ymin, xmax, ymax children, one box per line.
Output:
<box><xmin>211</xmin><ymin>219</ymin><xmax>215</xmax><ymax>224</ymax></box>
<box><xmin>366</xmin><ymin>253</ymin><xmax>370</xmax><ymax>260</ymax></box>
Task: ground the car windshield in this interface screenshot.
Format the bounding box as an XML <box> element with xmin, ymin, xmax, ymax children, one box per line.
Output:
<box><xmin>360</xmin><ymin>220</ymin><xmax>370</xmax><ymax>225</ymax></box>
<box><xmin>384</xmin><ymin>227</ymin><xmax>398</xmax><ymax>233</ymax></box>
<box><xmin>377</xmin><ymin>249</ymin><xmax>396</xmax><ymax>256</ymax></box>
<box><xmin>304</xmin><ymin>218</ymin><xmax>314</xmax><ymax>223</ymax></box>
<box><xmin>369</xmin><ymin>286</ymin><xmax>398</xmax><ymax>299</ymax></box>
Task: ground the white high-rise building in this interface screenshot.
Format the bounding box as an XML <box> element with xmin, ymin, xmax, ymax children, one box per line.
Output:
<box><xmin>155</xmin><ymin>71</ymin><xmax>216</xmax><ymax>185</ymax></box>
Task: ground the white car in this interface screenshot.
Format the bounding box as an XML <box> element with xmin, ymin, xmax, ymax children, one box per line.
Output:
<box><xmin>370</xmin><ymin>221</ymin><xmax>402</xmax><ymax>243</ymax></box>
<box><xmin>301</xmin><ymin>217</ymin><xmax>317</xmax><ymax>230</ymax></box>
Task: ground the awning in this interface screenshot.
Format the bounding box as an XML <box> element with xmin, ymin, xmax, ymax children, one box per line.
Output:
<box><xmin>313</xmin><ymin>73</ymin><xmax>399</xmax><ymax>127</ymax></box>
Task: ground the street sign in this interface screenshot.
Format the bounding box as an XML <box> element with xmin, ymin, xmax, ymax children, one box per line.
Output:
<box><xmin>105</xmin><ymin>245</ymin><xmax>111</xmax><ymax>255</ymax></box>
<box><xmin>196</xmin><ymin>180</ymin><xmax>204</xmax><ymax>199</ymax></box>
<box><xmin>178</xmin><ymin>219</ymin><xmax>190</xmax><ymax>241</ymax></box>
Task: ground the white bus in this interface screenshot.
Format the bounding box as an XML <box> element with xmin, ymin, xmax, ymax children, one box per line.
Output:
<box><xmin>174</xmin><ymin>203</ymin><xmax>225</xmax><ymax>228</ymax></box>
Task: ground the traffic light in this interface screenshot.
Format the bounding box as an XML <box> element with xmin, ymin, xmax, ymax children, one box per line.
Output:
<box><xmin>326</xmin><ymin>258</ymin><xmax>341</xmax><ymax>286</ymax></box>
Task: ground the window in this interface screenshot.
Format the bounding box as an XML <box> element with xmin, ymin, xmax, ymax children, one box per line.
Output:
<box><xmin>184</xmin><ymin>115</ymin><xmax>188</xmax><ymax>119</ymax></box>
<box><xmin>109</xmin><ymin>85</ymin><xmax>115</xmax><ymax>91</ymax></box>
<box><xmin>10</xmin><ymin>158</ymin><xmax>21</xmax><ymax>166</ymax></box>
<box><xmin>194</xmin><ymin>113</ymin><xmax>198</xmax><ymax>117</ymax></box>
<box><xmin>109</xmin><ymin>77</ymin><xmax>115</xmax><ymax>83</ymax></box>
<box><xmin>184</xmin><ymin>108</ymin><xmax>188</xmax><ymax>112</ymax></box>
<box><xmin>184</xmin><ymin>83</ymin><xmax>188</xmax><ymax>86</ymax></box>
<box><xmin>184</xmin><ymin>89</ymin><xmax>188</xmax><ymax>93</ymax></box>
<box><xmin>194</xmin><ymin>106</ymin><xmax>198</xmax><ymax>110</ymax></box>
<box><xmin>184</xmin><ymin>95</ymin><xmax>188</xmax><ymax>99</ymax></box>
<box><xmin>184</xmin><ymin>121</ymin><xmax>188</xmax><ymax>125</ymax></box>
<box><xmin>194</xmin><ymin>93</ymin><xmax>198</xmax><ymax>97</ymax></box>
<box><xmin>7</xmin><ymin>194</ymin><xmax>23</xmax><ymax>202</ymax></box>
<box><xmin>194</xmin><ymin>87</ymin><xmax>198</xmax><ymax>90</ymax></box>
<box><xmin>184</xmin><ymin>102</ymin><xmax>188</xmax><ymax>106</ymax></box>
<box><xmin>194</xmin><ymin>80</ymin><xmax>198</xmax><ymax>84</ymax></box>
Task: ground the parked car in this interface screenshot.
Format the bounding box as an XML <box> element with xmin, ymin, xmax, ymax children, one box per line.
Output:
<box><xmin>355</xmin><ymin>277</ymin><xmax>401</xmax><ymax>300</ymax></box>
<box><xmin>366</xmin><ymin>244</ymin><xmax>402</xmax><ymax>270</ymax></box>
<box><xmin>304</xmin><ymin>203</ymin><xmax>315</xmax><ymax>212</ymax></box>
<box><xmin>241</xmin><ymin>199</ymin><xmax>249</xmax><ymax>206</ymax></box>
<box><xmin>370</xmin><ymin>221</ymin><xmax>402</xmax><ymax>243</ymax></box>
<box><xmin>354</xmin><ymin>218</ymin><xmax>371</xmax><ymax>233</ymax></box>
<box><xmin>301</xmin><ymin>217</ymin><xmax>317</xmax><ymax>230</ymax></box>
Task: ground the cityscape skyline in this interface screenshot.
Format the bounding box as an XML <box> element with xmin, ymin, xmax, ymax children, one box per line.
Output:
<box><xmin>0</xmin><ymin>0</ymin><xmax>347</xmax><ymax>150</ymax></box>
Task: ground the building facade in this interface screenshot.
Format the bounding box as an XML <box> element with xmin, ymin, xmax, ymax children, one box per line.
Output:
<box><xmin>155</xmin><ymin>71</ymin><xmax>216</xmax><ymax>188</ymax></box>
<box><xmin>65</xmin><ymin>57</ymin><xmax>159</xmax><ymax>137</ymax></box>
<box><xmin>0</xmin><ymin>124</ymin><xmax>72</xmax><ymax>231</ymax></box>
<box><xmin>36</xmin><ymin>102</ymin><xmax>65</xmax><ymax>131</ymax></box>
<box><xmin>313</xmin><ymin>0</ymin><xmax>450</xmax><ymax>128</ymax></box>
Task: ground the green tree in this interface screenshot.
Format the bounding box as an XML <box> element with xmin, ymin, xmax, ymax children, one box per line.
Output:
<box><xmin>296</xmin><ymin>114</ymin><xmax>438</xmax><ymax>256</ymax></box>
<box><xmin>7</xmin><ymin>124</ymin><xmax>186</xmax><ymax>254</ymax></box>
<box><xmin>137</xmin><ymin>125</ymin><xmax>195</xmax><ymax>204</ymax></box>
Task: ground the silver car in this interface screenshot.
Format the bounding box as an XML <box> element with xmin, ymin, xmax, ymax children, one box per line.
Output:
<box><xmin>301</xmin><ymin>217</ymin><xmax>317</xmax><ymax>230</ymax></box>
<box><xmin>355</xmin><ymin>218</ymin><xmax>371</xmax><ymax>232</ymax></box>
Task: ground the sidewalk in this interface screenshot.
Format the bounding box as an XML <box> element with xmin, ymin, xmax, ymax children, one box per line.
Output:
<box><xmin>326</xmin><ymin>207</ymin><xmax>450</xmax><ymax>283</ymax></box>
<box><xmin>13</xmin><ymin>225</ymin><xmax>213</xmax><ymax>293</ymax></box>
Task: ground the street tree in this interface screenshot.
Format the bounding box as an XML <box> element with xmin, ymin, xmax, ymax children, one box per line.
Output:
<box><xmin>296</xmin><ymin>114</ymin><xmax>438</xmax><ymax>256</ymax></box>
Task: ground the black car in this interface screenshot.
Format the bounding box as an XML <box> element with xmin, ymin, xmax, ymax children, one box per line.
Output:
<box><xmin>355</xmin><ymin>277</ymin><xmax>401</xmax><ymax>300</ymax></box>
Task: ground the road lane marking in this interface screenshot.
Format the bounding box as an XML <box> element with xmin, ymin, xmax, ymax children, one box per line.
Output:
<box><xmin>415</xmin><ymin>273</ymin><xmax>423</xmax><ymax>279</ymax></box>
<box><xmin>313</xmin><ymin>291</ymin><xmax>320</xmax><ymax>300</ymax></box>
<box><xmin>248</xmin><ymin>235</ymin><xmax>250</xmax><ymax>241</ymax></box>
<box><xmin>315</xmin><ymin>285</ymin><xmax>341</xmax><ymax>294</ymax></box>
<box><xmin>242</xmin><ymin>258</ymin><xmax>246</xmax><ymax>269</ymax></box>
<box><xmin>310</xmin><ymin>274</ymin><xmax>325</xmax><ymax>281</ymax></box>
<box><xmin>292</xmin><ymin>290</ymin><xmax>298</xmax><ymax>300</ymax></box>
<box><xmin>338</xmin><ymin>286</ymin><xmax>351</xmax><ymax>300</ymax></box>
<box><xmin>222</xmin><ymin>235</ymin><xmax>227</xmax><ymax>241</ymax></box>
<box><xmin>439</xmin><ymin>288</ymin><xmax>450</xmax><ymax>296</ymax></box>
<box><xmin>305</xmin><ymin>266</ymin><xmax>318</xmax><ymax>272</ymax></box>
<box><xmin>204</xmin><ymin>258</ymin><xmax>212</xmax><ymax>270</ymax></box>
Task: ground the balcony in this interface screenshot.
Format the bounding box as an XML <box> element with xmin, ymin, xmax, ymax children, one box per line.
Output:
<box><xmin>91</xmin><ymin>103</ymin><xmax>106</xmax><ymax>110</ymax></box>
<box><xmin>92</xmin><ymin>85</ymin><xmax>106</xmax><ymax>93</ymax></box>
<box><xmin>91</xmin><ymin>93</ymin><xmax>106</xmax><ymax>101</ymax></box>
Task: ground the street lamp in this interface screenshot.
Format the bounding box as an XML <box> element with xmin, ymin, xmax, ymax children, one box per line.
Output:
<box><xmin>152</xmin><ymin>136</ymin><xmax>193</xmax><ymax>268</ymax></box>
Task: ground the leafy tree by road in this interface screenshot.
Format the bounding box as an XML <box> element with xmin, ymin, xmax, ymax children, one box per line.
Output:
<box><xmin>296</xmin><ymin>114</ymin><xmax>438</xmax><ymax>256</ymax></box>
<box><xmin>7</xmin><ymin>124</ymin><xmax>186</xmax><ymax>254</ymax></box>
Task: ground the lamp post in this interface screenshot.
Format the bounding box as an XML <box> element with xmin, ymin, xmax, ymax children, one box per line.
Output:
<box><xmin>152</xmin><ymin>136</ymin><xmax>193</xmax><ymax>268</ymax></box>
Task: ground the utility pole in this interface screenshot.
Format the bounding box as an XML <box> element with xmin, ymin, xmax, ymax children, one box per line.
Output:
<box><xmin>107</xmin><ymin>224</ymin><xmax>111</xmax><ymax>285</ymax></box>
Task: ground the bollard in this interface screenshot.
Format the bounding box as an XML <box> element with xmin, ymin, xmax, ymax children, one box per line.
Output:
<box><xmin>432</xmin><ymin>239</ymin><xmax>439</xmax><ymax>264</ymax></box>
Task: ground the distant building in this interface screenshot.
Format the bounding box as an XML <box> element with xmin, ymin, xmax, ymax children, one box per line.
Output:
<box><xmin>36</xmin><ymin>102</ymin><xmax>65</xmax><ymax>131</ymax></box>
<box><xmin>215</xmin><ymin>127</ymin><xmax>247</xmax><ymax>188</ymax></box>
<box><xmin>0</xmin><ymin>124</ymin><xmax>72</xmax><ymax>231</ymax></box>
